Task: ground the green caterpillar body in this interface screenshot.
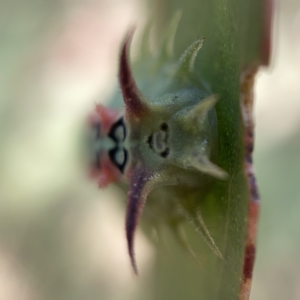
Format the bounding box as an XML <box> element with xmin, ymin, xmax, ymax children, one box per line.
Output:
<box><xmin>89</xmin><ymin>15</ymin><xmax>227</xmax><ymax>274</ymax></box>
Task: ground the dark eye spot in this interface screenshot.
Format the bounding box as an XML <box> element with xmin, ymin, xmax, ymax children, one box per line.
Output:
<box><xmin>160</xmin><ymin>148</ymin><xmax>169</xmax><ymax>158</ymax></box>
<box><xmin>147</xmin><ymin>134</ymin><xmax>153</xmax><ymax>149</ymax></box>
<box><xmin>108</xmin><ymin>118</ymin><xmax>126</xmax><ymax>143</ymax></box>
<box><xmin>108</xmin><ymin>147</ymin><xmax>128</xmax><ymax>173</ymax></box>
<box><xmin>160</xmin><ymin>123</ymin><xmax>168</xmax><ymax>131</ymax></box>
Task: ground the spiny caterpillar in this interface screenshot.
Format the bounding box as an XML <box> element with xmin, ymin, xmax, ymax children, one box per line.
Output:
<box><xmin>88</xmin><ymin>14</ymin><xmax>227</xmax><ymax>274</ymax></box>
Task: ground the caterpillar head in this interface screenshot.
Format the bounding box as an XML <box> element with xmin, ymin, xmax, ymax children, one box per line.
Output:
<box><xmin>88</xmin><ymin>104</ymin><xmax>127</xmax><ymax>187</ymax></box>
<box><xmin>89</xmin><ymin>28</ymin><xmax>227</xmax><ymax>274</ymax></box>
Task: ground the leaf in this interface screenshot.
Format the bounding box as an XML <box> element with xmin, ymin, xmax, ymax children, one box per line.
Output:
<box><xmin>131</xmin><ymin>0</ymin><xmax>273</xmax><ymax>300</ymax></box>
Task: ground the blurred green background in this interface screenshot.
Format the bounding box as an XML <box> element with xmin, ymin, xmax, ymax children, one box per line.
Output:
<box><xmin>0</xmin><ymin>0</ymin><xmax>300</xmax><ymax>299</ymax></box>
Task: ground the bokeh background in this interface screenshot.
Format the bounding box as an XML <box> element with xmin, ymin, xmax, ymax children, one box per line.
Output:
<box><xmin>0</xmin><ymin>0</ymin><xmax>299</xmax><ymax>299</ymax></box>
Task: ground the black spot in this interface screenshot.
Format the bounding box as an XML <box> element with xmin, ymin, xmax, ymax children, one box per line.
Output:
<box><xmin>160</xmin><ymin>123</ymin><xmax>168</xmax><ymax>131</ymax></box>
<box><xmin>160</xmin><ymin>148</ymin><xmax>169</xmax><ymax>158</ymax></box>
<box><xmin>108</xmin><ymin>118</ymin><xmax>126</xmax><ymax>143</ymax></box>
<box><xmin>147</xmin><ymin>134</ymin><xmax>153</xmax><ymax>149</ymax></box>
<box><xmin>108</xmin><ymin>147</ymin><xmax>128</xmax><ymax>173</ymax></box>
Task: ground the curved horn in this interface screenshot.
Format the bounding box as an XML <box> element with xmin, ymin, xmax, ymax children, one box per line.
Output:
<box><xmin>125</xmin><ymin>169</ymin><xmax>153</xmax><ymax>274</ymax></box>
<box><xmin>119</xmin><ymin>28</ymin><xmax>149</xmax><ymax>120</ymax></box>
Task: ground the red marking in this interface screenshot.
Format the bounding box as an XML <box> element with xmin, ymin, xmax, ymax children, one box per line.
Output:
<box><xmin>243</xmin><ymin>243</ymin><xmax>256</xmax><ymax>282</ymax></box>
<box><xmin>88</xmin><ymin>104</ymin><xmax>121</xmax><ymax>134</ymax></box>
<box><xmin>95</xmin><ymin>104</ymin><xmax>121</xmax><ymax>135</ymax></box>
<box><xmin>89</xmin><ymin>153</ymin><xmax>121</xmax><ymax>187</ymax></box>
<box><xmin>248</xmin><ymin>201</ymin><xmax>260</xmax><ymax>243</ymax></box>
<box><xmin>240</xmin><ymin>66</ymin><xmax>262</xmax><ymax>299</ymax></box>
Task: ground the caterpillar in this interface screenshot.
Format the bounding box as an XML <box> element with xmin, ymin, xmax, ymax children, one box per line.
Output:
<box><xmin>88</xmin><ymin>15</ymin><xmax>227</xmax><ymax>274</ymax></box>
